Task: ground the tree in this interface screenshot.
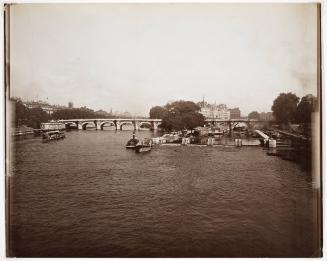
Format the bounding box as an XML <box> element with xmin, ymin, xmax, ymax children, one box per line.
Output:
<box><xmin>149</xmin><ymin>106</ymin><xmax>166</xmax><ymax>119</ymax></box>
<box><xmin>51</xmin><ymin>107</ymin><xmax>99</xmax><ymax>120</ymax></box>
<box><xmin>160</xmin><ymin>100</ymin><xmax>205</xmax><ymax>131</ymax></box>
<box><xmin>294</xmin><ymin>94</ymin><xmax>317</xmax><ymax>124</ymax></box>
<box><xmin>12</xmin><ymin>98</ymin><xmax>29</xmax><ymax>126</ymax></box>
<box><xmin>248</xmin><ymin>111</ymin><xmax>260</xmax><ymax>120</ymax></box>
<box><xmin>271</xmin><ymin>92</ymin><xmax>299</xmax><ymax>124</ymax></box>
<box><xmin>26</xmin><ymin>107</ymin><xmax>50</xmax><ymax>129</ymax></box>
<box><xmin>10</xmin><ymin>98</ymin><xmax>50</xmax><ymax>128</ymax></box>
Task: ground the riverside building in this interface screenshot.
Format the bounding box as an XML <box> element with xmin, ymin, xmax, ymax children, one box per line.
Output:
<box><xmin>199</xmin><ymin>100</ymin><xmax>230</xmax><ymax>120</ymax></box>
<box><xmin>229</xmin><ymin>108</ymin><xmax>241</xmax><ymax>119</ymax></box>
<box><xmin>23</xmin><ymin>100</ymin><xmax>67</xmax><ymax>115</ymax></box>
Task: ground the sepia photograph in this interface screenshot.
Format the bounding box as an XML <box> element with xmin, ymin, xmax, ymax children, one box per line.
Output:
<box><xmin>4</xmin><ymin>2</ymin><xmax>323</xmax><ymax>258</ymax></box>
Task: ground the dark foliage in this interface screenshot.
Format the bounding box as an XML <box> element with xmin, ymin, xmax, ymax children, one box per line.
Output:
<box><xmin>149</xmin><ymin>106</ymin><xmax>166</xmax><ymax>119</ymax></box>
<box><xmin>52</xmin><ymin>107</ymin><xmax>98</xmax><ymax>120</ymax></box>
<box><xmin>26</xmin><ymin>107</ymin><xmax>50</xmax><ymax>129</ymax></box>
<box><xmin>294</xmin><ymin>94</ymin><xmax>318</xmax><ymax>124</ymax></box>
<box><xmin>11</xmin><ymin>98</ymin><xmax>50</xmax><ymax>129</ymax></box>
<box><xmin>248</xmin><ymin>111</ymin><xmax>260</xmax><ymax>120</ymax></box>
<box><xmin>11</xmin><ymin>98</ymin><xmax>116</xmax><ymax>129</ymax></box>
<box><xmin>152</xmin><ymin>100</ymin><xmax>205</xmax><ymax>131</ymax></box>
<box><xmin>13</xmin><ymin>98</ymin><xmax>29</xmax><ymax>126</ymax></box>
<box><xmin>271</xmin><ymin>92</ymin><xmax>299</xmax><ymax>124</ymax></box>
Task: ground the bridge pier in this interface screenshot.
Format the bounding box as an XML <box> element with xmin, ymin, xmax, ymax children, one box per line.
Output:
<box><xmin>95</xmin><ymin>121</ymin><xmax>101</xmax><ymax>130</ymax></box>
<box><xmin>133</xmin><ymin>121</ymin><xmax>139</xmax><ymax>131</ymax></box>
<box><xmin>152</xmin><ymin>122</ymin><xmax>160</xmax><ymax>130</ymax></box>
<box><xmin>77</xmin><ymin>122</ymin><xmax>83</xmax><ymax>130</ymax></box>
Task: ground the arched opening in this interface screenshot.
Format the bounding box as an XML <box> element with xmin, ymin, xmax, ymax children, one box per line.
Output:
<box><xmin>101</xmin><ymin>121</ymin><xmax>116</xmax><ymax>130</ymax></box>
<box><xmin>205</xmin><ymin>122</ymin><xmax>214</xmax><ymax>127</ymax></box>
<box><xmin>232</xmin><ymin>122</ymin><xmax>247</xmax><ymax>132</ymax></box>
<box><xmin>216</xmin><ymin>122</ymin><xmax>228</xmax><ymax>132</ymax></box>
<box><xmin>120</xmin><ymin>122</ymin><xmax>134</xmax><ymax>130</ymax></box>
<box><xmin>138</xmin><ymin>122</ymin><xmax>152</xmax><ymax>130</ymax></box>
<box><xmin>65</xmin><ymin>122</ymin><xmax>78</xmax><ymax>130</ymax></box>
<box><xmin>82</xmin><ymin>122</ymin><xmax>96</xmax><ymax>130</ymax></box>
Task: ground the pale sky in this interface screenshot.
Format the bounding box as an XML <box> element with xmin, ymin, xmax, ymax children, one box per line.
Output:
<box><xmin>10</xmin><ymin>3</ymin><xmax>318</xmax><ymax>116</ymax></box>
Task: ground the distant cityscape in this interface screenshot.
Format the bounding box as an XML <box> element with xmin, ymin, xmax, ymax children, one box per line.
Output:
<box><xmin>22</xmin><ymin>100</ymin><xmax>137</xmax><ymax>118</ymax></box>
<box><xmin>21</xmin><ymin>98</ymin><xmax>275</xmax><ymax>121</ymax></box>
<box><xmin>197</xmin><ymin>99</ymin><xmax>274</xmax><ymax>121</ymax></box>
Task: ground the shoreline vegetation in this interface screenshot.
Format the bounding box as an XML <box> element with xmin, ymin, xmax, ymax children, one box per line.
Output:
<box><xmin>10</xmin><ymin>93</ymin><xmax>318</xmax><ymax>169</ymax></box>
<box><xmin>10</xmin><ymin>92</ymin><xmax>317</xmax><ymax>135</ymax></box>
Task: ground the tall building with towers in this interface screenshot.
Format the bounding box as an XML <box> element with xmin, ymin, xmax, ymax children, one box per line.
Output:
<box><xmin>198</xmin><ymin>98</ymin><xmax>230</xmax><ymax>120</ymax></box>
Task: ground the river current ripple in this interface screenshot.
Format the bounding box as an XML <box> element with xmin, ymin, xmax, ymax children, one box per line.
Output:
<box><xmin>9</xmin><ymin>130</ymin><xmax>318</xmax><ymax>257</ymax></box>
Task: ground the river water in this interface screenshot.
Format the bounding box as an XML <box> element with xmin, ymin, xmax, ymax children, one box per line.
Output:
<box><xmin>8</xmin><ymin>130</ymin><xmax>319</xmax><ymax>257</ymax></box>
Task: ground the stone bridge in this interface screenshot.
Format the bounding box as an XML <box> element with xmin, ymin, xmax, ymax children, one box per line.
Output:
<box><xmin>58</xmin><ymin>118</ymin><xmax>270</xmax><ymax>131</ymax></box>
<box><xmin>58</xmin><ymin>118</ymin><xmax>162</xmax><ymax>131</ymax></box>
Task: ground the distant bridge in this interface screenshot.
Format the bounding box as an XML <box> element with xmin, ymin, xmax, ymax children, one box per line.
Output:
<box><xmin>58</xmin><ymin>118</ymin><xmax>162</xmax><ymax>130</ymax></box>
<box><xmin>58</xmin><ymin>118</ymin><xmax>271</xmax><ymax>131</ymax></box>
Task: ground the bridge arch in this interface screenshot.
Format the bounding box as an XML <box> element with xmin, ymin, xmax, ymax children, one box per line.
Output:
<box><xmin>64</xmin><ymin>122</ymin><xmax>78</xmax><ymax>129</ymax></box>
<box><xmin>119</xmin><ymin>121</ymin><xmax>134</xmax><ymax>130</ymax></box>
<box><xmin>100</xmin><ymin>121</ymin><xmax>116</xmax><ymax>130</ymax></box>
<box><xmin>57</xmin><ymin>118</ymin><xmax>163</xmax><ymax>131</ymax></box>
<box><xmin>81</xmin><ymin>121</ymin><xmax>96</xmax><ymax>130</ymax></box>
<box><xmin>138</xmin><ymin>122</ymin><xmax>152</xmax><ymax>130</ymax></box>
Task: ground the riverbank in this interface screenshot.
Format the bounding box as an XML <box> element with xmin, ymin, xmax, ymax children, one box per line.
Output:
<box><xmin>11</xmin><ymin>125</ymin><xmax>35</xmax><ymax>137</ymax></box>
<box><xmin>152</xmin><ymin>128</ymin><xmax>313</xmax><ymax>169</ymax></box>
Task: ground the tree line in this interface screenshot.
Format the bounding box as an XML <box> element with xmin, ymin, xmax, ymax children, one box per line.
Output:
<box><xmin>11</xmin><ymin>98</ymin><xmax>116</xmax><ymax>129</ymax></box>
<box><xmin>271</xmin><ymin>93</ymin><xmax>318</xmax><ymax>124</ymax></box>
<box><xmin>149</xmin><ymin>93</ymin><xmax>318</xmax><ymax>133</ymax></box>
<box><xmin>12</xmin><ymin>92</ymin><xmax>318</xmax><ymax>131</ymax></box>
<box><xmin>12</xmin><ymin>99</ymin><xmax>49</xmax><ymax>129</ymax></box>
<box><xmin>246</xmin><ymin>93</ymin><xmax>317</xmax><ymax>124</ymax></box>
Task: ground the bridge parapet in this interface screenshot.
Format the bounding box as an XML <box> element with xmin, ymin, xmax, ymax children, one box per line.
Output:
<box><xmin>58</xmin><ymin>118</ymin><xmax>162</xmax><ymax>131</ymax></box>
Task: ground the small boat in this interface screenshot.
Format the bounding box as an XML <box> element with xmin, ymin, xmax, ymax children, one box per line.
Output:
<box><xmin>161</xmin><ymin>133</ymin><xmax>182</xmax><ymax>144</ymax></box>
<box><xmin>135</xmin><ymin>138</ymin><xmax>153</xmax><ymax>153</ymax></box>
<box><xmin>42</xmin><ymin>130</ymin><xmax>65</xmax><ymax>141</ymax></box>
<box><xmin>126</xmin><ymin>133</ymin><xmax>139</xmax><ymax>149</ymax></box>
<box><xmin>181</xmin><ymin>137</ymin><xmax>191</xmax><ymax>145</ymax></box>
